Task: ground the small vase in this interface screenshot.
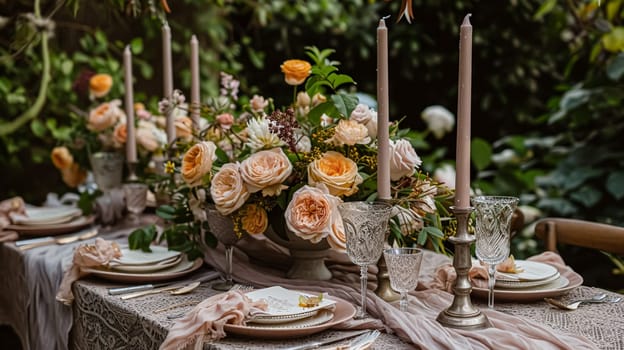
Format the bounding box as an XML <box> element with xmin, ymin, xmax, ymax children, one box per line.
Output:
<box><xmin>264</xmin><ymin>225</ymin><xmax>333</xmax><ymax>281</ymax></box>
<box><xmin>89</xmin><ymin>151</ymin><xmax>124</xmax><ymax>192</ymax></box>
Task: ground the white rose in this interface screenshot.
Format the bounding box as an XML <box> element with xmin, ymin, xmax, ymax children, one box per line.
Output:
<box><xmin>240</xmin><ymin>148</ymin><xmax>292</xmax><ymax>196</ymax></box>
<box><xmin>349</xmin><ymin>103</ymin><xmax>372</xmax><ymax>124</ymax></box>
<box><xmin>327</xmin><ymin>119</ymin><xmax>371</xmax><ymax>146</ymax></box>
<box><xmin>365</xmin><ymin>109</ymin><xmax>378</xmax><ymax>139</ymax></box>
<box><xmin>295</xmin><ymin>131</ymin><xmax>311</xmax><ymax>153</ymax></box>
<box><xmin>421</xmin><ymin>105</ymin><xmax>455</xmax><ymax>139</ymax></box>
<box><xmin>389</xmin><ymin>139</ymin><xmax>422</xmax><ymax>181</ymax></box>
<box><xmin>433</xmin><ymin>164</ymin><xmax>456</xmax><ymax>190</ymax></box>
<box><xmin>320</xmin><ymin>113</ymin><xmax>333</xmax><ymax>128</ymax></box>
<box><xmin>210</xmin><ymin>162</ymin><xmax>250</xmax><ymax>215</ymax></box>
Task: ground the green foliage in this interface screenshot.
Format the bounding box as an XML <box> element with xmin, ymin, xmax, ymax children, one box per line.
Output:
<box><xmin>128</xmin><ymin>225</ymin><xmax>158</xmax><ymax>252</ymax></box>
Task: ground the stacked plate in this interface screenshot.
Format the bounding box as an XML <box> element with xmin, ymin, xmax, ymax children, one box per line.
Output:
<box><xmin>224</xmin><ymin>286</ymin><xmax>356</xmax><ymax>339</ymax></box>
<box><xmin>81</xmin><ymin>246</ymin><xmax>202</xmax><ymax>283</ymax></box>
<box><xmin>7</xmin><ymin>206</ymin><xmax>94</xmax><ymax>236</ymax></box>
<box><xmin>495</xmin><ymin>260</ymin><xmax>567</xmax><ymax>290</ymax></box>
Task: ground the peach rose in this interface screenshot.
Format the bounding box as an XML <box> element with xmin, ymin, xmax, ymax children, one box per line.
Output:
<box><xmin>241</xmin><ymin>204</ymin><xmax>268</xmax><ymax>235</ymax></box>
<box><xmin>389</xmin><ymin>139</ymin><xmax>422</xmax><ymax>181</ymax></box>
<box><xmin>181</xmin><ymin>141</ymin><xmax>217</xmax><ymax>187</ymax></box>
<box><xmin>51</xmin><ymin>146</ymin><xmax>73</xmax><ymax>170</ymax></box>
<box><xmin>240</xmin><ymin>148</ymin><xmax>292</xmax><ymax>196</ymax></box>
<box><xmin>280</xmin><ymin>59</ymin><xmax>312</xmax><ymax>85</ymax></box>
<box><xmin>308</xmin><ymin>151</ymin><xmax>363</xmax><ymax>197</ymax></box>
<box><xmin>89</xmin><ymin>73</ymin><xmax>113</xmax><ymax>98</ymax></box>
<box><xmin>61</xmin><ymin>163</ymin><xmax>87</xmax><ymax>188</ymax></box>
<box><xmin>87</xmin><ymin>99</ymin><xmax>124</xmax><ymax>132</ymax></box>
<box><xmin>175</xmin><ymin>116</ymin><xmax>193</xmax><ymax>141</ymax></box>
<box><xmin>210</xmin><ymin>162</ymin><xmax>250</xmax><ymax>215</ymax></box>
<box><xmin>136</xmin><ymin>121</ymin><xmax>166</xmax><ymax>152</ymax></box>
<box><xmin>327</xmin><ymin>119</ymin><xmax>371</xmax><ymax>146</ymax></box>
<box><xmin>285</xmin><ymin>184</ymin><xmax>343</xmax><ymax>244</ymax></box>
<box><xmin>216</xmin><ymin>113</ymin><xmax>234</xmax><ymax>130</ymax></box>
<box><xmin>113</xmin><ymin>122</ymin><xmax>127</xmax><ymax>147</ymax></box>
<box><xmin>250</xmin><ymin>95</ymin><xmax>269</xmax><ymax>113</ymax></box>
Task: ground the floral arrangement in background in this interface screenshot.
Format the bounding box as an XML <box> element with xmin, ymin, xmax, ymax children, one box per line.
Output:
<box><xmin>137</xmin><ymin>46</ymin><xmax>456</xmax><ymax>260</ymax></box>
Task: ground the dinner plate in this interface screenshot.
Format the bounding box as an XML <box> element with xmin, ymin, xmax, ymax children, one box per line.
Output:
<box><xmin>495</xmin><ymin>272</ymin><xmax>561</xmax><ymax>289</ymax></box>
<box><xmin>81</xmin><ymin>257</ymin><xmax>203</xmax><ymax>283</ymax></box>
<box><xmin>7</xmin><ymin>215</ymin><xmax>96</xmax><ymax>236</ymax></box>
<box><xmin>112</xmin><ymin>246</ymin><xmax>181</xmax><ymax>266</ymax></box>
<box><xmin>109</xmin><ymin>255</ymin><xmax>182</xmax><ymax>273</ymax></box>
<box><xmin>246</xmin><ymin>309</ymin><xmax>334</xmax><ymax>329</ymax></box>
<box><xmin>223</xmin><ymin>295</ymin><xmax>355</xmax><ymax>339</ymax></box>
<box><xmin>496</xmin><ymin>260</ymin><xmax>559</xmax><ymax>282</ymax></box>
<box><xmin>10</xmin><ymin>206</ymin><xmax>82</xmax><ymax>225</ymax></box>
<box><xmin>245</xmin><ymin>286</ymin><xmax>336</xmax><ymax>317</ymax></box>
<box><xmin>472</xmin><ymin>265</ymin><xmax>583</xmax><ymax>302</ymax></box>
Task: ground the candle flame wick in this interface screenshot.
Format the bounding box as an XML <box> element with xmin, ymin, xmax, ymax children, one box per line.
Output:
<box><xmin>382</xmin><ymin>15</ymin><xmax>391</xmax><ymax>21</ymax></box>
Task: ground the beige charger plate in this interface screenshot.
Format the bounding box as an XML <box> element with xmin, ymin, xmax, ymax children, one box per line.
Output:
<box><xmin>8</xmin><ymin>215</ymin><xmax>96</xmax><ymax>237</ymax></box>
<box><xmin>223</xmin><ymin>295</ymin><xmax>356</xmax><ymax>339</ymax></box>
<box><xmin>472</xmin><ymin>264</ymin><xmax>583</xmax><ymax>302</ymax></box>
<box><xmin>81</xmin><ymin>257</ymin><xmax>203</xmax><ymax>283</ymax></box>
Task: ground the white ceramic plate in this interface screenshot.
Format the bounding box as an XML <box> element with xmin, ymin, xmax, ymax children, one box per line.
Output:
<box><xmin>109</xmin><ymin>255</ymin><xmax>182</xmax><ymax>273</ymax></box>
<box><xmin>7</xmin><ymin>215</ymin><xmax>95</xmax><ymax>237</ymax></box>
<box><xmin>224</xmin><ymin>295</ymin><xmax>355</xmax><ymax>339</ymax></box>
<box><xmin>246</xmin><ymin>309</ymin><xmax>334</xmax><ymax>329</ymax></box>
<box><xmin>496</xmin><ymin>260</ymin><xmax>559</xmax><ymax>282</ymax></box>
<box><xmin>245</xmin><ymin>286</ymin><xmax>336</xmax><ymax>318</ymax></box>
<box><xmin>81</xmin><ymin>257</ymin><xmax>203</xmax><ymax>283</ymax></box>
<box><xmin>112</xmin><ymin>246</ymin><xmax>181</xmax><ymax>266</ymax></box>
<box><xmin>10</xmin><ymin>206</ymin><xmax>82</xmax><ymax>225</ymax></box>
<box><xmin>496</xmin><ymin>272</ymin><xmax>561</xmax><ymax>289</ymax></box>
<box><xmin>473</xmin><ymin>267</ymin><xmax>582</xmax><ymax>302</ymax></box>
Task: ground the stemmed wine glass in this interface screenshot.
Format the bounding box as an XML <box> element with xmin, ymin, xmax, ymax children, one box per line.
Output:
<box><xmin>338</xmin><ymin>201</ymin><xmax>393</xmax><ymax>319</ymax></box>
<box><xmin>383</xmin><ymin>248</ymin><xmax>424</xmax><ymax>312</ymax></box>
<box><xmin>123</xmin><ymin>183</ymin><xmax>148</xmax><ymax>224</ymax></box>
<box><xmin>472</xmin><ymin>195</ymin><xmax>519</xmax><ymax>308</ymax></box>
<box><xmin>206</xmin><ymin>206</ymin><xmax>242</xmax><ymax>291</ymax></box>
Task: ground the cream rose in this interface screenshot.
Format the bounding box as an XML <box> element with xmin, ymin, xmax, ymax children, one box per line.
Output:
<box><xmin>181</xmin><ymin>141</ymin><xmax>217</xmax><ymax>187</ymax></box>
<box><xmin>308</xmin><ymin>151</ymin><xmax>363</xmax><ymax>197</ymax></box>
<box><xmin>113</xmin><ymin>122</ymin><xmax>127</xmax><ymax>147</ymax></box>
<box><xmin>250</xmin><ymin>95</ymin><xmax>269</xmax><ymax>113</ymax></box>
<box><xmin>284</xmin><ymin>184</ymin><xmax>342</xmax><ymax>244</ymax></box>
<box><xmin>327</xmin><ymin>119</ymin><xmax>370</xmax><ymax>146</ymax></box>
<box><xmin>280</xmin><ymin>59</ymin><xmax>312</xmax><ymax>85</ymax></box>
<box><xmin>210</xmin><ymin>162</ymin><xmax>250</xmax><ymax>215</ymax></box>
<box><xmin>136</xmin><ymin>121</ymin><xmax>166</xmax><ymax>152</ymax></box>
<box><xmin>87</xmin><ymin>99</ymin><xmax>125</xmax><ymax>131</ymax></box>
<box><xmin>433</xmin><ymin>164</ymin><xmax>456</xmax><ymax>190</ymax></box>
<box><xmin>389</xmin><ymin>139</ymin><xmax>422</xmax><ymax>181</ymax></box>
<box><xmin>175</xmin><ymin>116</ymin><xmax>193</xmax><ymax>141</ymax></box>
<box><xmin>349</xmin><ymin>104</ymin><xmax>377</xmax><ymax>139</ymax></box>
<box><xmin>421</xmin><ymin>105</ymin><xmax>455</xmax><ymax>139</ymax></box>
<box><xmin>240</xmin><ymin>148</ymin><xmax>292</xmax><ymax>196</ymax></box>
<box><xmin>51</xmin><ymin>146</ymin><xmax>73</xmax><ymax>170</ymax></box>
<box><xmin>241</xmin><ymin>204</ymin><xmax>268</xmax><ymax>235</ymax></box>
<box><xmin>89</xmin><ymin>73</ymin><xmax>113</xmax><ymax>98</ymax></box>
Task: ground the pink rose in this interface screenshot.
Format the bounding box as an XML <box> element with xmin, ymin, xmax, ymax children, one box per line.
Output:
<box><xmin>389</xmin><ymin>139</ymin><xmax>422</xmax><ymax>181</ymax></box>
<box><xmin>240</xmin><ymin>148</ymin><xmax>292</xmax><ymax>196</ymax></box>
<box><xmin>216</xmin><ymin>113</ymin><xmax>234</xmax><ymax>130</ymax></box>
<box><xmin>284</xmin><ymin>184</ymin><xmax>343</xmax><ymax>244</ymax></box>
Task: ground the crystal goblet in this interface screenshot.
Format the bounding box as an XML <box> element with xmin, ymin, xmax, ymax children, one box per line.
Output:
<box><xmin>338</xmin><ymin>201</ymin><xmax>393</xmax><ymax>319</ymax></box>
<box><xmin>123</xmin><ymin>183</ymin><xmax>148</xmax><ymax>224</ymax></box>
<box><xmin>383</xmin><ymin>248</ymin><xmax>424</xmax><ymax>312</ymax></box>
<box><xmin>472</xmin><ymin>195</ymin><xmax>519</xmax><ymax>308</ymax></box>
<box><xmin>206</xmin><ymin>206</ymin><xmax>242</xmax><ymax>291</ymax></box>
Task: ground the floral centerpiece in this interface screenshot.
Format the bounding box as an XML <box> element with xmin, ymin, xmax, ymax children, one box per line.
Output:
<box><xmin>136</xmin><ymin>47</ymin><xmax>455</xmax><ymax>267</ymax></box>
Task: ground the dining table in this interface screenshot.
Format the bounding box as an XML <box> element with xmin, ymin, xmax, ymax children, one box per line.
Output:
<box><xmin>1</xmin><ymin>215</ymin><xmax>623</xmax><ymax>350</ymax></box>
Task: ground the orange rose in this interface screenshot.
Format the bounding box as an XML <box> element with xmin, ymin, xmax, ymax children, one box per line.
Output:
<box><xmin>307</xmin><ymin>151</ymin><xmax>363</xmax><ymax>197</ymax></box>
<box><xmin>87</xmin><ymin>100</ymin><xmax>124</xmax><ymax>132</ymax></box>
<box><xmin>61</xmin><ymin>163</ymin><xmax>87</xmax><ymax>188</ymax></box>
<box><xmin>280</xmin><ymin>59</ymin><xmax>311</xmax><ymax>85</ymax></box>
<box><xmin>89</xmin><ymin>73</ymin><xmax>113</xmax><ymax>98</ymax></box>
<box><xmin>113</xmin><ymin>123</ymin><xmax>127</xmax><ymax>147</ymax></box>
<box><xmin>241</xmin><ymin>204</ymin><xmax>268</xmax><ymax>235</ymax></box>
<box><xmin>51</xmin><ymin>146</ymin><xmax>73</xmax><ymax>170</ymax></box>
<box><xmin>181</xmin><ymin>141</ymin><xmax>217</xmax><ymax>186</ymax></box>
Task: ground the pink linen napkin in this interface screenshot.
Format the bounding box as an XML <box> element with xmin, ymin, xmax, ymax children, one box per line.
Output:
<box><xmin>159</xmin><ymin>290</ymin><xmax>268</xmax><ymax>350</ymax></box>
<box><xmin>56</xmin><ymin>238</ymin><xmax>122</xmax><ymax>305</ymax></box>
<box><xmin>0</xmin><ymin>197</ymin><xmax>26</xmax><ymax>242</ymax></box>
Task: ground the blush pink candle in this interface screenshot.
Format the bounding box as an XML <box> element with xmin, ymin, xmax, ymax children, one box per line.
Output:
<box><xmin>454</xmin><ymin>14</ymin><xmax>473</xmax><ymax>208</ymax></box>
<box><xmin>162</xmin><ymin>22</ymin><xmax>175</xmax><ymax>143</ymax></box>
<box><xmin>123</xmin><ymin>45</ymin><xmax>137</xmax><ymax>163</ymax></box>
<box><xmin>190</xmin><ymin>35</ymin><xmax>200</xmax><ymax>129</ymax></box>
<box><xmin>376</xmin><ymin>17</ymin><xmax>391</xmax><ymax>200</ymax></box>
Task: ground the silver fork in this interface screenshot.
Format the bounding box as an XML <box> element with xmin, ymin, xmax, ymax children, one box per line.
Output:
<box><xmin>166</xmin><ymin>284</ymin><xmax>254</xmax><ymax>319</ymax></box>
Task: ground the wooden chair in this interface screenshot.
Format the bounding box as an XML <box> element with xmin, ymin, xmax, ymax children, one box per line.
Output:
<box><xmin>534</xmin><ymin>218</ymin><xmax>624</xmax><ymax>255</ymax></box>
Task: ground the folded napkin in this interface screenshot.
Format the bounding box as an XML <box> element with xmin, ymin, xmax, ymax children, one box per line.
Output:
<box><xmin>159</xmin><ymin>290</ymin><xmax>268</xmax><ymax>350</ymax></box>
<box><xmin>56</xmin><ymin>238</ymin><xmax>122</xmax><ymax>305</ymax></box>
<box><xmin>0</xmin><ymin>196</ymin><xmax>26</xmax><ymax>242</ymax></box>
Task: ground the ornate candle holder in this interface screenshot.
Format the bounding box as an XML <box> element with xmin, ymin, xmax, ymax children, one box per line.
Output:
<box><xmin>436</xmin><ymin>206</ymin><xmax>491</xmax><ymax>329</ymax></box>
<box><xmin>126</xmin><ymin>161</ymin><xmax>139</xmax><ymax>182</ymax></box>
<box><xmin>375</xmin><ymin>254</ymin><xmax>400</xmax><ymax>302</ymax></box>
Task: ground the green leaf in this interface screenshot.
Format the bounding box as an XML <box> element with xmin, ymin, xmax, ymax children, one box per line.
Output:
<box><xmin>331</xmin><ymin>93</ymin><xmax>359</xmax><ymax>118</ymax></box>
<box><xmin>128</xmin><ymin>225</ymin><xmax>157</xmax><ymax>252</ymax></box>
<box><xmin>471</xmin><ymin>138</ymin><xmax>492</xmax><ymax>171</ymax></box>
<box><xmin>533</xmin><ymin>0</ymin><xmax>557</xmax><ymax>20</ymax></box>
<box><xmin>30</xmin><ymin>119</ymin><xmax>46</xmax><ymax>137</ymax></box>
<box><xmin>607</xmin><ymin>171</ymin><xmax>624</xmax><ymax>199</ymax></box>
<box><xmin>156</xmin><ymin>205</ymin><xmax>177</xmax><ymax>220</ymax></box>
<box><xmin>308</xmin><ymin>101</ymin><xmax>336</xmax><ymax>125</ymax></box>
<box><xmin>607</xmin><ymin>53</ymin><xmax>624</xmax><ymax>80</ymax></box>
<box><xmin>328</xmin><ymin>74</ymin><xmax>355</xmax><ymax>89</ymax></box>
<box><xmin>130</xmin><ymin>37</ymin><xmax>143</xmax><ymax>54</ymax></box>
<box><xmin>602</xmin><ymin>27</ymin><xmax>624</xmax><ymax>53</ymax></box>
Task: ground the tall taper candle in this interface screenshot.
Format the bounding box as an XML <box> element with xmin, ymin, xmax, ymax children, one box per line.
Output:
<box><xmin>455</xmin><ymin>14</ymin><xmax>473</xmax><ymax>208</ymax></box>
<box><xmin>123</xmin><ymin>45</ymin><xmax>137</xmax><ymax>163</ymax></box>
<box><xmin>190</xmin><ymin>35</ymin><xmax>200</xmax><ymax>129</ymax></box>
<box><xmin>377</xmin><ymin>17</ymin><xmax>391</xmax><ymax>200</ymax></box>
<box><xmin>162</xmin><ymin>22</ymin><xmax>175</xmax><ymax>143</ymax></box>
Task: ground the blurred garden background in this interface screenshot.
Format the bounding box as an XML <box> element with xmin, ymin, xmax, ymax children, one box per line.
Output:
<box><xmin>1</xmin><ymin>0</ymin><xmax>622</xmax><ymax>289</ymax></box>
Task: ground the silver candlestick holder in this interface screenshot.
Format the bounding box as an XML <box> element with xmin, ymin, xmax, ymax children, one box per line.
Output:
<box><xmin>436</xmin><ymin>206</ymin><xmax>491</xmax><ymax>330</ymax></box>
